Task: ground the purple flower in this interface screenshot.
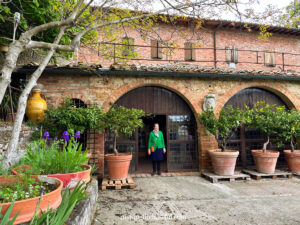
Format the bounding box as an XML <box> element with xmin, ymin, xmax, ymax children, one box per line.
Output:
<box><xmin>54</xmin><ymin>137</ymin><xmax>57</xmax><ymax>141</ymax></box>
<box><xmin>63</xmin><ymin>131</ymin><xmax>69</xmax><ymax>142</ymax></box>
<box><xmin>43</xmin><ymin>131</ymin><xmax>49</xmax><ymax>140</ymax></box>
<box><xmin>74</xmin><ymin>131</ymin><xmax>81</xmax><ymax>139</ymax></box>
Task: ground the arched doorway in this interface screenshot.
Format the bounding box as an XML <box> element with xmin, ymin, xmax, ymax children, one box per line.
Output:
<box><xmin>105</xmin><ymin>86</ymin><xmax>198</xmax><ymax>173</ymax></box>
<box><xmin>224</xmin><ymin>87</ymin><xmax>290</xmax><ymax>168</ymax></box>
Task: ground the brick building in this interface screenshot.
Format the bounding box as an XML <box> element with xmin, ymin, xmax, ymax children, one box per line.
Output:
<box><xmin>16</xmin><ymin>19</ymin><xmax>300</xmax><ymax>176</ymax></box>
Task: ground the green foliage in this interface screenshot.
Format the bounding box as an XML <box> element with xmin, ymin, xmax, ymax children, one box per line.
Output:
<box><xmin>199</xmin><ymin>106</ymin><xmax>245</xmax><ymax>151</ymax></box>
<box><xmin>247</xmin><ymin>101</ymin><xmax>286</xmax><ymax>152</ymax></box>
<box><xmin>30</xmin><ymin>182</ymin><xmax>88</xmax><ymax>225</ymax></box>
<box><xmin>0</xmin><ymin>155</ymin><xmax>9</xmax><ymax>176</ymax></box>
<box><xmin>41</xmin><ymin>98</ymin><xmax>104</xmax><ymax>138</ymax></box>
<box><xmin>0</xmin><ymin>200</ymin><xmax>19</xmax><ymax>225</ymax></box>
<box><xmin>273</xmin><ymin>109</ymin><xmax>300</xmax><ymax>151</ymax></box>
<box><xmin>0</xmin><ymin>90</ymin><xmax>19</xmax><ymax>119</ymax></box>
<box><xmin>21</xmin><ymin>138</ymin><xmax>88</xmax><ymax>174</ymax></box>
<box><xmin>103</xmin><ymin>105</ymin><xmax>146</xmax><ymax>154</ymax></box>
<box><xmin>0</xmin><ymin>172</ymin><xmax>51</xmax><ymax>203</ymax></box>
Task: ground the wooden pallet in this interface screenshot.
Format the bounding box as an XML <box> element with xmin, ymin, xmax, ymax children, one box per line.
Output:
<box><xmin>242</xmin><ymin>169</ymin><xmax>292</xmax><ymax>180</ymax></box>
<box><xmin>101</xmin><ymin>175</ymin><xmax>134</xmax><ymax>190</ymax></box>
<box><xmin>201</xmin><ymin>171</ymin><xmax>251</xmax><ymax>183</ymax></box>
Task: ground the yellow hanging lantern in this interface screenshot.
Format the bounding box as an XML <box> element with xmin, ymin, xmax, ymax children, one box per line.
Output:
<box><xmin>26</xmin><ymin>87</ymin><xmax>47</xmax><ymax>123</ymax></box>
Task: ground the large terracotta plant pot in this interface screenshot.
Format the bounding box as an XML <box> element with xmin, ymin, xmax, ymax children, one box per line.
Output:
<box><xmin>208</xmin><ymin>149</ymin><xmax>239</xmax><ymax>176</ymax></box>
<box><xmin>105</xmin><ymin>153</ymin><xmax>132</xmax><ymax>180</ymax></box>
<box><xmin>0</xmin><ymin>175</ymin><xmax>62</xmax><ymax>225</ymax></box>
<box><xmin>251</xmin><ymin>150</ymin><xmax>279</xmax><ymax>174</ymax></box>
<box><xmin>12</xmin><ymin>164</ymin><xmax>91</xmax><ymax>188</ymax></box>
<box><xmin>284</xmin><ymin>150</ymin><xmax>300</xmax><ymax>174</ymax></box>
<box><xmin>25</xmin><ymin>87</ymin><xmax>47</xmax><ymax>123</ymax></box>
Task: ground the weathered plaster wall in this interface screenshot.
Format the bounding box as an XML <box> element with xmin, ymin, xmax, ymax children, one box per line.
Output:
<box><xmin>0</xmin><ymin>124</ymin><xmax>32</xmax><ymax>165</ymax></box>
<box><xmin>38</xmin><ymin>73</ymin><xmax>300</xmax><ymax>173</ymax></box>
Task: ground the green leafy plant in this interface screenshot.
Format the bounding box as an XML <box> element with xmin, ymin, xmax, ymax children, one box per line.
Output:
<box><xmin>20</xmin><ymin>137</ymin><xmax>88</xmax><ymax>174</ymax></box>
<box><xmin>274</xmin><ymin>109</ymin><xmax>300</xmax><ymax>152</ymax></box>
<box><xmin>39</xmin><ymin>98</ymin><xmax>104</xmax><ymax>138</ymax></box>
<box><xmin>103</xmin><ymin>105</ymin><xmax>146</xmax><ymax>155</ymax></box>
<box><xmin>30</xmin><ymin>182</ymin><xmax>88</xmax><ymax>225</ymax></box>
<box><xmin>0</xmin><ymin>172</ymin><xmax>53</xmax><ymax>203</ymax></box>
<box><xmin>199</xmin><ymin>105</ymin><xmax>246</xmax><ymax>152</ymax></box>
<box><xmin>247</xmin><ymin>101</ymin><xmax>286</xmax><ymax>153</ymax></box>
<box><xmin>0</xmin><ymin>200</ymin><xmax>19</xmax><ymax>225</ymax></box>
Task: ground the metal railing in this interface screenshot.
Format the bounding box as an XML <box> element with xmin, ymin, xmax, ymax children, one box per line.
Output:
<box><xmin>90</xmin><ymin>42</ymin><xmax>300</xmax><ymax>72</ymax></box>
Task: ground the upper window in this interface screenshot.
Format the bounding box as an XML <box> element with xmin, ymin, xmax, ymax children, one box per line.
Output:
<box><xmin>184</xmin><ymin>42</ymin><xmax>196</xmax><ymax>61</ymax></box>
<box><xmin>225</xmin><ymin>46</ymin><xmax>238</xmax><ymax>64</ymax></box>
<box><xmin>264</xmin><ymin>50</ymin><xmax>276</xmax><ymax>67</ymax></box>
<box><xmin>151</xmin><ymin>40</ymin><xmax>163</xmax><ymax>59</ymax></box>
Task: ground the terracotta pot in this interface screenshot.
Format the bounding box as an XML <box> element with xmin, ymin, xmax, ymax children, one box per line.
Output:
<box><xmin>0</xmin><ymin>175</ymin><xmax>62</xmax><ymax>225</ymax></box>
<box><xmin>251</xmin><ymin>150</ymin><xmax>279</xmax><ymax>174</ymax></box>
<box><xmin>12</xmin><ymin>164</ymin><xmax>91</xmax><ymax>189</ymax></box>
<box><xmin>284</xmin><ymin>150</ymin><xmax>300</xmax><ymax>174</ymax></box>
<box><xmin>105</xmin><ymin>153</ymin><xmax>132</xmax><ymax>180</ymax></box>
<box><xmin>208</xmin><ymin>149</ymin><xmax>239</xmax><ymax>176</ymax></box>
<box><xmin>26</xmin><ymin>87</ymin><xmax>47</xmax><ymax>123</ymax></box>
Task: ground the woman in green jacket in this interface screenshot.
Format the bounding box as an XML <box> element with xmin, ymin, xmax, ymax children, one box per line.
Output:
<box><xmin>148</xmin><ymin>123</ymin><xmax>166</xmax><ymax>176</ymax></box>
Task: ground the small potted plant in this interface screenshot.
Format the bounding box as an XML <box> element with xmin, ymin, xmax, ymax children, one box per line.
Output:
<box><xmin>0</xmin><ymin>172</ymin><xmax>63</xmax><ymax>224</ymax></box>
<box><xmin>275</xmin><ymin>109</ymin><xmax>300</xmax><ymax>174</ymax></box>
<box><xmin>199</xmin><ymin>105</ymin><xmax>245</xmax><ymax>176</ymax></box>
<box><xmin>103</xmin><ymin>105</ymin><xmax>146</xmax><ymax>180</ymax></box>
<box><xmin>248</xmin><ymin>102</ymin><xmax>283</xmax><ymax>174</ymax></box>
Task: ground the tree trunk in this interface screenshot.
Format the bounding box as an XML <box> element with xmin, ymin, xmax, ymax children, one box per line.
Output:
<box><xmin>262</xmin><ymin>135</ymin><xmax>270</xmax><ymax>153</ymax></box>
<box><xmin>0</xmin><ymin>41</ymin><xmax>24</xmax><ymax>104</ymax></box>
<box><xmin>113</xmin><ymin>133</ymin><xmax>118</xmax><ymax>155</ymax></box>
<box><xmin>291</xmin><ymin>139</ymin><xmax>295</xmax><ymax>152</ymax></box>
<box><xmin>3</xmin><ymin>28</ymin><xmax>66</xmax><ymax>168</ymax></box>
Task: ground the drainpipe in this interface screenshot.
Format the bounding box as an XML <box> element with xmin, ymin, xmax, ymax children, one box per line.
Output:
<box><xmin>213</xmin><ymin>22</ymin><xmax>222</xmax><ymax>68</ymax></box>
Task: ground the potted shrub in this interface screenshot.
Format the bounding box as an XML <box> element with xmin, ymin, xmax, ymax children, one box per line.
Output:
<box><xmin>103</xmin><ymin>105</ymin><xmax>146</xmax><ymax>180</ymax></box>
<box><xmin>199</xmin><ymin>106</ymin><xmax>245</xmax><ymax>176</ymax></box>
<box><xmin>248</xmin><ymin>102</ymin><xmax>283</xmax><ymax>174</ymax></box>
<box><xmin>12</xmin><ymin>133</ymin><xmax>91</xmax><ymax>188</ymax></box>
<box><xmin>275</xmin><ymin>109</ymin><xmax>300</xmax><ymax>174</ymax></box>
<box><xmin>0</xmin><ymin>173</ymin><xmax>63</xmax><ymax>224</ymax></box>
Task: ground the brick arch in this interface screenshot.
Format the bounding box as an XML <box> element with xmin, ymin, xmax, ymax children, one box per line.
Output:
<box><xmin>215</xmin><ymin>83</ymin><xmax>299</xmax><ymax>114</ymax></box>
<box><xmin>54</xmin><ymin>92</ymin><xmax>90</xmax><ymax>108</ymax></box>
<box><xmin>103</xmin><ymin>82</ymin><xmax>199</xmax><ymax>117</ymax></box>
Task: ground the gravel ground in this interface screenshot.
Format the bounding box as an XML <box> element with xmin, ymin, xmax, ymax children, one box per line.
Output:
<box><xmin>92</xmin><ymin>175</ymin><xmax>300</xmax><ymax>225</ymax></box>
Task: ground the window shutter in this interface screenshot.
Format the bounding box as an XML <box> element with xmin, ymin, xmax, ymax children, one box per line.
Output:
<box><xmin>264</xmin><ymin>51</ymin><xmax>275</xmax><ymax>67</ymax></box>
<box><xmin>157</xmin><ymin>41</ymin><xmax>163</xmax><ymax>59</ymax></box>
<box><xmin>184</xmin><ymin>42</ymin><xmax>196</xmax><ymax>61</ymax></box>
<box><xmin>151</xmin><ymin>40</ymin><xmax>158</xmax><ymax>59</ymax></box>
<box><xmin>151</xmin><ymin>40</ymin><xmax>163</xmax><ymax>59</ymax></box>
<box><xmin>225</xmin><ymin>46</ymin><xmax>238</xmax><ymax>63</ymax></box>
<box><xmin>122</xmin><ymin>37</ymin><xmax>134</xmax><ymax>56</ymax></box>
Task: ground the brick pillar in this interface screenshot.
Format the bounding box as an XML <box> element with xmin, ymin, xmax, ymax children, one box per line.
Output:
<box><xmin>199</xmin><ymin>124</ymin><xmax>218</xmax><ymax>170</ymax></box>
<box><xmin>87</xmin><ymin>130</ymin><xmax>105</xmax><ymax>177</ymax></box>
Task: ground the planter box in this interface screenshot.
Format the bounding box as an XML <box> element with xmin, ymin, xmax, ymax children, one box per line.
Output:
<box><xmin>12</xmin><ymin>164</ymin><xmax>91</xmax><ymax>188</ymax></box>
<box><xmin>0</xmin><ymin>175</ymin><xmax>62</xmax><ymax>224</ymax></box>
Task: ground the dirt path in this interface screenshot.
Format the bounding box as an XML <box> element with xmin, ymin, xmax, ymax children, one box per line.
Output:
<box><xmin>93</xmin><ymin>176</ymin><xmax>300</xmax><ymax>225</ymax></box>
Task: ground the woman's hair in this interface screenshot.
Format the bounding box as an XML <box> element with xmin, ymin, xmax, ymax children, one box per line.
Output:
<box><xmin>153</xmin><ymin>123</ymin><xmax>159</xmax><ymax>128</ymax></box>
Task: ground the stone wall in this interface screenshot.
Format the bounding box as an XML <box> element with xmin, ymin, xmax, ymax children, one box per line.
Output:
<box><xmin>37</xmin><ymin>72</ymin><xmax>300</xmax><ymax>173</ymax></box>
<box><xmin>0</xmin><ymin>123</ymin><xmax>32</xmax><ymax>164</ymax></box>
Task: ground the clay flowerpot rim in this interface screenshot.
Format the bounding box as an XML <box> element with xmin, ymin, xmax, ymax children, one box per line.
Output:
<box><xmin>0</xmin><ymin>175</ymin><xmax>62</xmax><ymax>206</ymax></box>
<box><xmin>12</xmin><ymin>164</ymin><xmax>91</xmax><ymax>176</ymax></box>
<box><xmin>105</xmin><ymin>153</ymin><xmax>132</xmax><ymax>157</ymax></box>
<box><xmin>251</xmin><ymin>150</ymin><xmax>280</xmax><ymax>156</ymax></box>
<box><xmin>284</xmin><ymin>150</ymin><xmax>300</xmax><ymax>156</ymax></box>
